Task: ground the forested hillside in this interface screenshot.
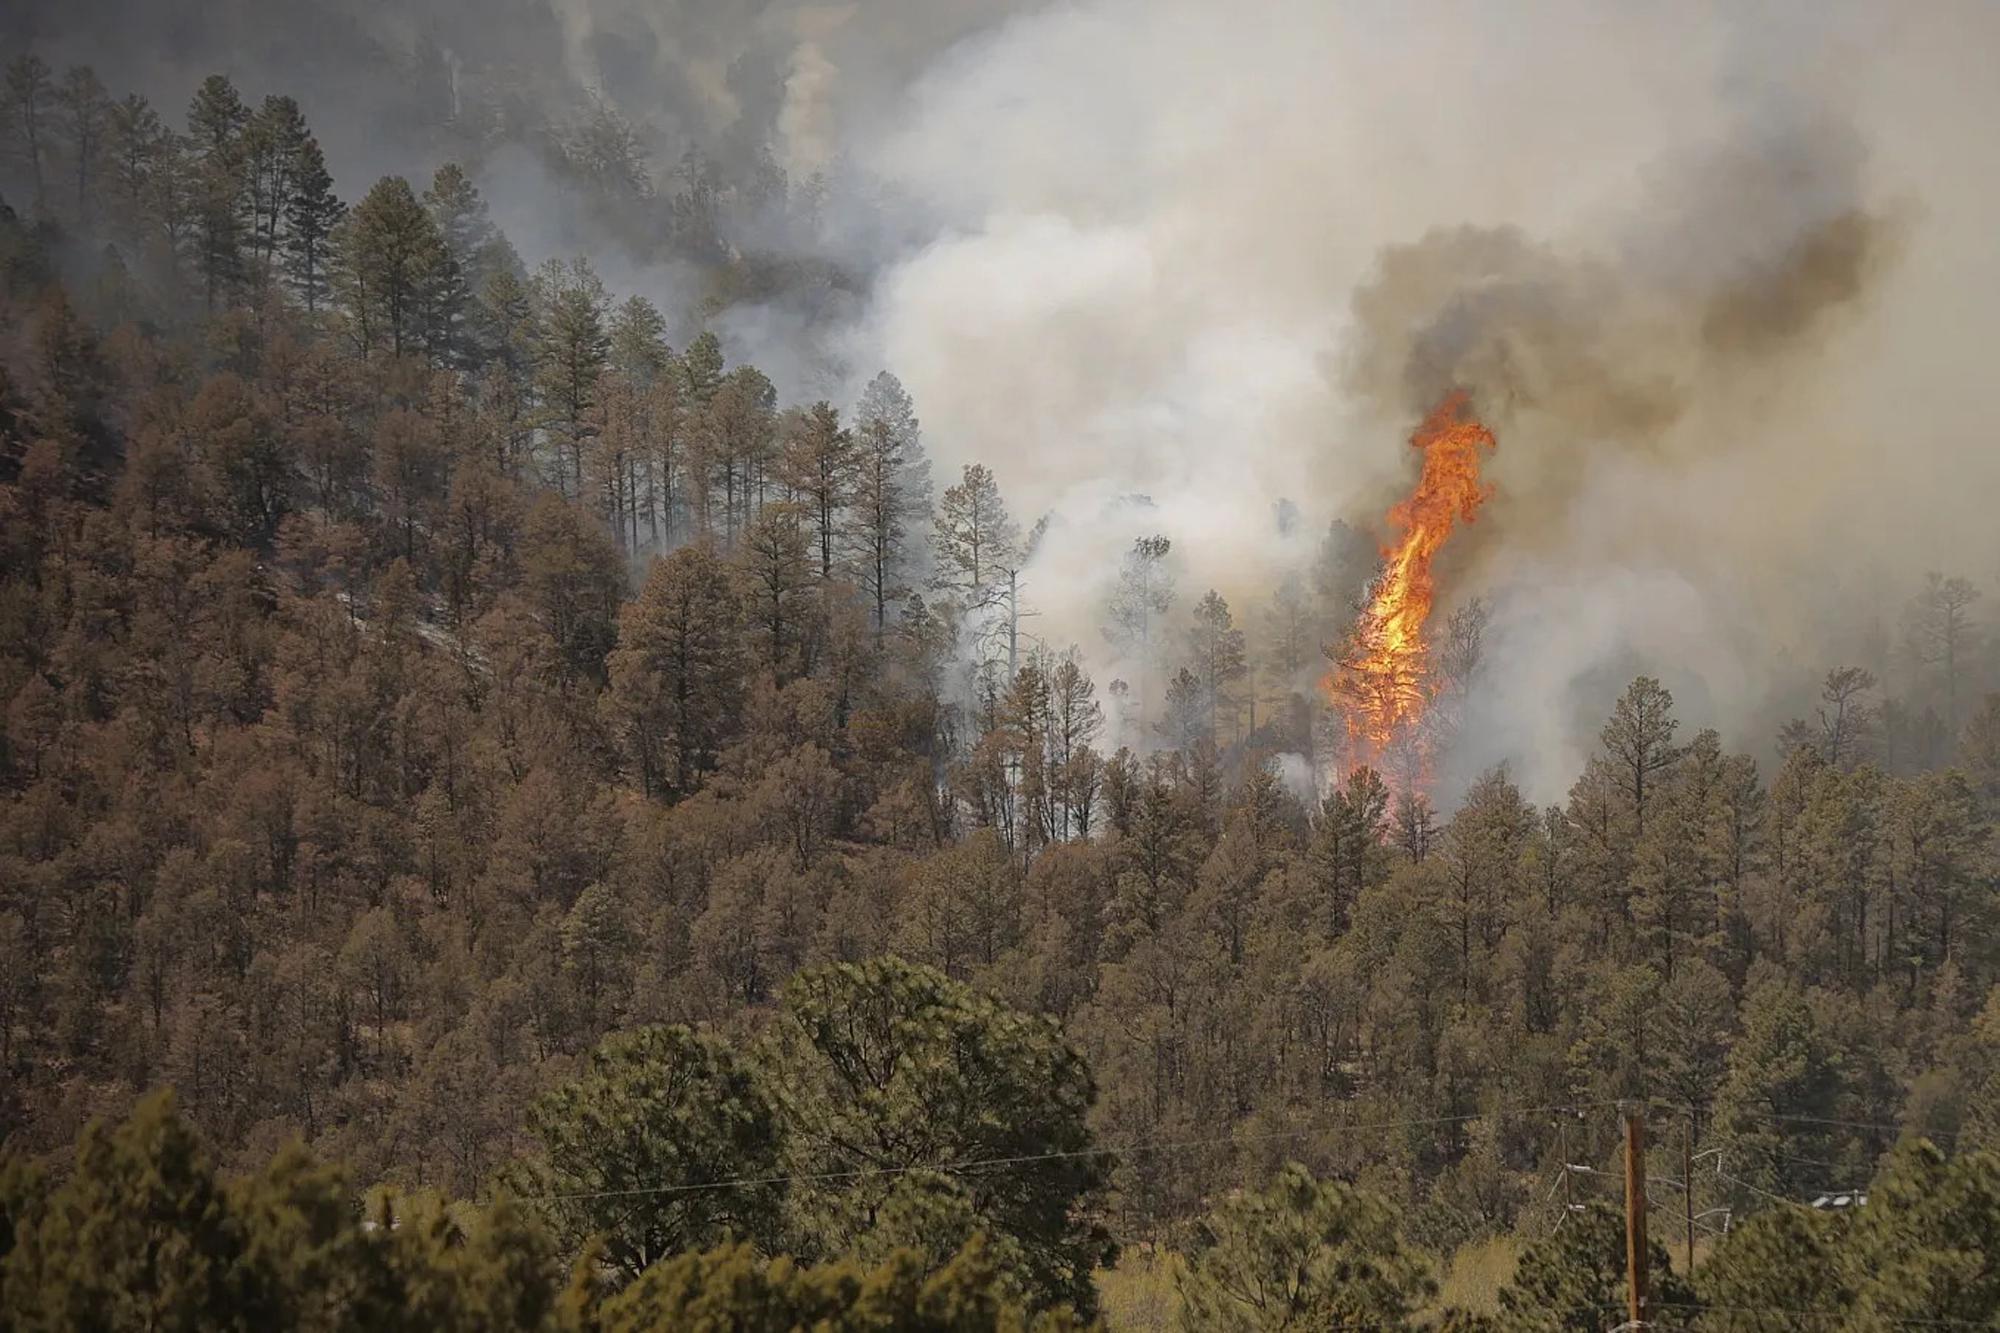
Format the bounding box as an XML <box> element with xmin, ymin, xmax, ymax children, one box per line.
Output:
<box><xmin>2</xmin><ymin>54</ymin><xmax>2000</xmax><ymax>1330</ymax></box>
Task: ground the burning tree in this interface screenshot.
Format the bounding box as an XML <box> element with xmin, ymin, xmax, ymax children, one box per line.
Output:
<box><xmin>1325</xmin><ymin>390</ymin><xmax>1497</xmax><ymax>789</ymax></box>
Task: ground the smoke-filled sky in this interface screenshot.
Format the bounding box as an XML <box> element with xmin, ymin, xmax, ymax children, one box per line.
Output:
<box><xmin>848</xmin><ymin>0</ymin><xmax>2000</xmax><ymax>795</ymax></box>
<box><xmin>11</xmin><ymin>0</ymin><xmax>1999</xmax><ymax>797</ymax></box>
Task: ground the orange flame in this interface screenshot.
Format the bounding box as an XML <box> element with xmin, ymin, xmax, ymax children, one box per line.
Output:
<box><xmin>1328</xmin><ymin>390</ymin><xmax>1496</xmax><ymax>778</ymax></box>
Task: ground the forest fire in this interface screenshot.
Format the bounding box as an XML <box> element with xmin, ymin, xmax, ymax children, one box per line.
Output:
<box><xmin>1327</xmin><ymin>390</ymin><xmax>1497</xmax><ymax>781</ymax></box>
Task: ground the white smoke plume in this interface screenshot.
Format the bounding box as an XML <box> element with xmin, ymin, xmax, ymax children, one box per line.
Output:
<box><xmin>841</xmin><ymin>0</ymin><xmax>2000</xmax><ymax>797</ymax></box>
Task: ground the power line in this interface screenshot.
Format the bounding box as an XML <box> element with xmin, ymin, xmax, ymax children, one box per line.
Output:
<box><xmin>1738</xmin><ymin>1110</ymin><xmax>1955</xmax><ymax>1141</ymax></box>
<box><xmin>1741</xmin><ymin>1143</ymin><xmax>1866</xmax><ymax>1173</ymax></box>
<box><xmin>1638</xmin><ymin>1301</ymin><xmax>1992</xmax><ymax>1328</ymax></box>
<box><xmin>1714</xmin><ymin>1166</ymin><xmax>1804</xmax><ymax>1210</ymax></box>
<box><xmin>516</xmin><ymin>1100</ymin><xmax>1623</xmax><ymax>1206</ymax></box>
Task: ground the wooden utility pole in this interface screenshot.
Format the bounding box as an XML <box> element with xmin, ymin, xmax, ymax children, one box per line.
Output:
<box><xmin>1623</xmin><ymin>1102</ymin><xmax>1649</xmax><ymax>1329</ymax></box>
<box><xmin>1683</xmin><ymin>1111</ymin><xmax>1697</xmax><ymax>1276</ymax></box>
<box><xmin>1558</xmin><ymin>1119</ymin><xmax>1574</xmax><ymax>1219</ymax></box>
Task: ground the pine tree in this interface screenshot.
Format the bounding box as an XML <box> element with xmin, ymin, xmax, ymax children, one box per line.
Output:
<box><xmin>1696</xmin><ymin>1206</ymin><xmax>1850</xmax><ymax>1330</ymax></box>
<box><xmin>516</xmin><ymin>1025</ymin><xmax>783</xmax><ymax>1281</ymax></box>
<box><xmin>779</xmin><ymin>401</ymin><xmax>855</xmax><ymax>582</ymax></box>
<box><xmin>851</xmin><ymin>370</ymin><xmax>930</xmax><ymax>638</ymax></box>
<box><xmin>1177</xmin><ymin>1163</ymin><xmax>1435</xmax><ymax>1331</ymax></box>
<box><xmin>768</xmin><ymin>957</ymin><xmax>1113</xmax><ymax>1315</ymax></box>
<box><xmin>1103</xmin><ymin>534</ymin><xmax>1175</xmax><ymax>723</ymax></box>
<box><xmin>520</xmin><ymin>491</ymin><xmax>626</xmax><ymax>685</ymax></box>
<box><xmin>185</xmin><ymin>75</ymin><xmax>250</xmax><ymax>309</ymax></box>
<box><xmin>105</xmin><ymin>93</ymin><xmax>167</xmax><ymax>229</ymax></box>
<box><xmin>335</xmin><ymin>175</ymin><xmax>446</xmax><ymax>358</ymax></box>
<box><xmin>678</xmin><ymin>329</ymin><xmax>724</xmax><ymax>408</ymax></box>
<box><xmin>1</xmin><ymin>1091</ymin><xmax>260</xmax><ymax>1328</ymax></box>
<box><xmin>1904</xmin><ymin>572</ymin><xmax>1983</xmax><ymax>734</ymax></box>
<box><xmin>1047</xmin><ymin>651</ymin><xmax>1104</xmax><ymax>840</ymax></box>
<box><xmin>608</xmin><ymin>543</ymin><xmax>744</xmax><ymax>797</ymax></box>
<box><xmin>54</xmin><ymin>66</ymin><xmax>111</xmax><ymax>224</ymax></box>
<box><xmin>1601</xmin><ymin>675</ymin><xmax>1681</xmax><ymax>834</ymax></box>
<box><xmin>242</xmin><ymin>95</ymin><xmax>310</xmax><ymax>273</ymax></box>
<box><xmin>1184</xmin><ymin>589</ymin><xmax>1247</xmax><ymax>745</ymax></box>
<box><xmin>1156</xmin><ymin>665</ymin><xmax>1208</xmax><ymax>752</ymax></box>
<box><xmin>735</xmin><ymin>501</ymin><xmax>814</xmax><ymax>676</ymax></box>
<box><xmin>1307</xmin><ymin>765</ymin><xmax>1391</xmax><ymax>932</ymax></box>
<box><xmin>474</xmin><ymin>260</ymin><xmax>536</xmax><ymax>382</ymax></box>
<box><xmin>1499</xmin><ymin>1203</ymin><xmax>1690</xmax><ymax>1332</ymax></box>
<box><xmin>532</xmin><ymin>256</ymin><xmax>612</xmax><ymax>496</ymax></box>
<box><xmin>185</xmin><ymin>74</ymin><xmax>247</xmax><ymax>154</ymax></box>
<box><xmin>600</xmin><ymin>1236</ymin><xmax>1071</xmax><ymax>1330</ymax></box>
<box><xmin>3</xmin><ymin>55</ymin><xmax>54</xmax><ymax>210</ymax></box>
<box><xmin>608</xmin><ymin>295</ymin><xmax>669</xmax><ymax>382</ymax></box>
<box><xmin>143</xmin><ymin>135</ymin><xmax>199</xmax><ymax>291</ymax></box>
<box><xmin>422</xmin><ymin>163</ymin><xmax>500</xmax><ymax>364</ymax></box>
<box><xmin>931</xmin><ymin>463</ymin><xmax>1018</xmax><ymax>618</ymax></box>
<box><xmin>281</xmin><ymin>136</ymin><xmax>341</xmax><ymax>314</ymax></box>
<box><xmin>424</xmin><ymin>163</ymin><xmax>496</xmax><ymax>272</ymax></box>
<box><xmin>698</xmin><ymin>365</ymin><xmax>777</xmax><ymax>544</ymax></box>
<box><xmin>607</xmin><ymin>296</ymin><xmax>674</xmax><ymax>545</ymax></box>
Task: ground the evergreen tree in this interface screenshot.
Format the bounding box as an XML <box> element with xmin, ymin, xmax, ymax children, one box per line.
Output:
<box><xmin>608</xmin><ymin>543</ymin><xmax>745</xmax><ymax>798</ymax></box>
<box><xmin>1104</xmin><ymin>534</ymin><xmax>1176</xmax><ymax>724</ymax></box>
<box><xmin>1047</xmin><ymin>652</ymin><xmax>1105</xmax><ymax>840</ymax></box>
<box><xmin>1307</xmin><ymin>765</ymin><xmax>1392</xmax><ymax>933</ymax></box>
<box><xmin>423</xmin><ymin>164</ymin><xmax>496</xmax><ymax>273</ymax></box>
<box><xmin>421</xmin><ymin>163</ymin><xmax>500</xmax><ymax>364</ymax></box>
<box><xmin>679</xmin><ymin>329</ymin><xmax>725</xmax><ymax>408</ymax></box>
<box><xmin>282</xmin><ymin>137</ymin><xmax>342</xmax><ymax>314</ymax></box>
<box><xmin>55</xmin><ymin>66</ymin><xmax>111</xmax><ymax>224</ymax></box>
<box><xmin>1183</xmin><ymin>589</ymin><xmax>1248</xmax><ymax>745</ymax></box>
<box><xmin>1</xmin><ymin>1091</ymin><xmax>266</xmax><ymax>1329</ymax></box>
<box><xmin>474</xmin><ymin>261</ymin><xmax>537</xmax><ymax>382</ymax></box>
<box><xmin>766</xmin><ymin>958</ymin><xmax>1113</xmax><ymax>1315</ymax></box>
<box><xmin>242</xmin><ymin>95</ymin><xmax>309</xmax><ymax>272</ymax></box>
<box><xmin>3</xmin><ymin>55</ymin><xmax>54</xmax><ymax>210</ymax></box>
<box><xmin>700</xmin><ymin>364</ymin><xmax>778</xmax><ymax>544</ymax></box>
<box><xmin>1176</xmin><ymin>1162</ymin><xmax>1434</xmax><ymax>1331</ymax></box>
<box><xmin>780</xmin><ymin>401</ymin><xmax>855</xmax><ymax>582</ymax></box>
<box><xmin>518</xmin><ymin>1025</ymin><xmax>785</xmax><ymax>1283</ymax></box>
<box><xmin>1602</xmin><ymin>675</ymin><xmax>1681</xmax><ymax>835</ymax></box>
<box><xmin>1695</xmin><ymin>1203</ymin><xmax>1849</xmax><ymax>1331</ymax></box>
<box><xmin>520</xmin><ymin>491</ymin><xmax>627</xmax><ymax>685</ymax></box>
<box><xmin>185</xmin><ymin>74</ymin><xmax>249</xmax><ymax>308</ymax></box>
<box><xmin>932</xmin><ymin>463</ymin><xmax>1018</xmax><ymax>618</ymax></box>
<box><xmin>532</xmin><ymin>256</ymin><xmax>612</xmax><ymax>495</ymax></box>
<box><xmin>1263</xmin><ymin>572</ymin><xmax>1316</xmax><ymax>682</ymax></box>
<box><xmin>851</xmin><ymin>370</ymin><xmax>931</xmax><ymax>638</ymax></box>
<box><xmin>1497</xmin><ymin>1202</ymin><xmax>1690</xmax><ymax>1332</ymax></box>
<box><xmin>605</xmin><ymin>296</ymin><xmax>674</xmax><ymax>544</ymax></box>
<box><xmin>185</xmin><ymin>74</ymin><xmax>248</xmax><ymax>153</ymax></box>
<box><xmin>608</xmin><ymin>295</ymin><xmax>669</xmax><ymax>382</ymax></box>
<box><xmin>335</xmin><ymin>175</ymin><xmax>445</xmax><ymax>358</ymax></box>
<box><xmin>735</xmin><ymin>501</ymin><xmax>815</xmax><ymax>676</ymax></box>
<box><xmin>105</xmin><ymin>93</ymin><xmax>168</xmax><ymax>234</ymax></box>
<box><xmin>1904</xmin><ymin>573</ymin><xmax>1983</xmax><ymax>734</ymax></box>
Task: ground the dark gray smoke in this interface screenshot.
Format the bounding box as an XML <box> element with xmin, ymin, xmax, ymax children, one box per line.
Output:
<box><xmin>1347</xmin><ymin>121</ymin><xmax>1903</xmax><ymax>457</ymax></box>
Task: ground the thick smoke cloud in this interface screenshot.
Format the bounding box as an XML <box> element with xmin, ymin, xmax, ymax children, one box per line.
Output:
<box><xmin>10</xmin><ymin>0</ymin><xmax>2000</xmax><ymax>798</ymax></box>
<box><xmin>847</xmin><ymin>0</ymin><xmax>2000</xmax><ymax>796</ymax></box>
<box><xmin>1344</xmin><ymin>116</ymin><xmax>1906</xmax><ymax>552</ymax></box>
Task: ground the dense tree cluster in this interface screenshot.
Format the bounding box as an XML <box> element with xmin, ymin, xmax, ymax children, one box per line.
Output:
<box><xmin>0</xmin><ymin>1089</ymin><xmax>1081</xmax><ymax>1331</ymax></box>
<box><xmin>9</xmin><ymin>1094</ymin><xmax>1998</xmax><ymax>1328</ymax></box>
<box><xmin>3</xmin><ymin>55</ymin><xmax>2000</xmax><ymax>1327</ymax></box>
